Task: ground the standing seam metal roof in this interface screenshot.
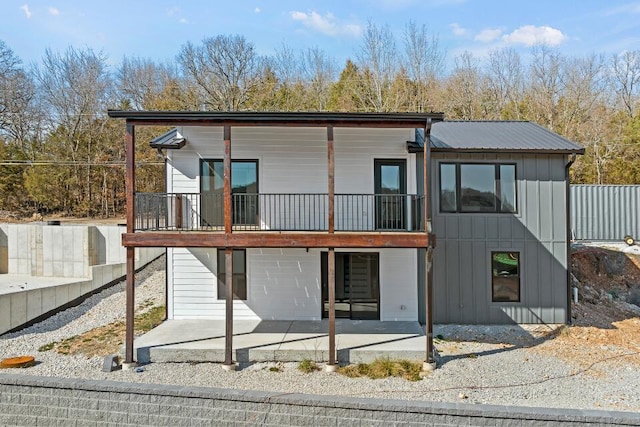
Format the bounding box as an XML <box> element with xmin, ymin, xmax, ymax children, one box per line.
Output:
<box><xmin>429</xmin><ymin>121</ymin><xmax>584</xmax><ymax>153</ymax></box>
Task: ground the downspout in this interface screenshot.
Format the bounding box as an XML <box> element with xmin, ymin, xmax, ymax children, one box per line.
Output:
<box><xmin>565</xmin><ymin>153</ymin><xmax>577</xmax><ymax>325</ymax></box>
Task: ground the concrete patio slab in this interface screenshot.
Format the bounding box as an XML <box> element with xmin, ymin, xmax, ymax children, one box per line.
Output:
<box><xmin>133</xmin><ymin>319</ymin><xmax>428</xmax><ymax>364</ymax></box>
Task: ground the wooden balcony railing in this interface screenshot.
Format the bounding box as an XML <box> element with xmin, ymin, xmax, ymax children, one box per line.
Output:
<box><xmin>134</xmin><ymin>192</ymin><xmax>426</xmax><ymax>232</ymax></box>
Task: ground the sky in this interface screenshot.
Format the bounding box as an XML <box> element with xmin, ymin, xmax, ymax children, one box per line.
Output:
<box><xmin>2</xmin><ymin>0</ymin><xmax>640</xmax><ymax>71</ymax></box>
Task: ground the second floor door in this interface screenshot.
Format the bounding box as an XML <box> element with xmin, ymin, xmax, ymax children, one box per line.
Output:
<box><xmin>374</xmin><ymin>159</ymin><xmax>406</xmax><ymax>230</ymax></box>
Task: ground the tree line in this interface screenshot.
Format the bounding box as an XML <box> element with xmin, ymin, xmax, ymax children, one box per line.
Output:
<box><xmin>1</xmin><ymin>22</ymin><xmax>639</xmax><ymax>217</ymax></box>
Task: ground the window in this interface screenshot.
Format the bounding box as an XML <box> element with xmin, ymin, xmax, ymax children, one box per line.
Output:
<box><xmin>201</xmin><ymin>160</ymin><xmax>258</xmax><ymax>226</ymax></box>
<box><xmin>374</xmin><ymin>159</ymin><xmax>406</xmax><ymax>230</ymax></box>
<box><xmin>439</xmin><ymin>163</ymin><xmax>516</xmax><ymax>213</ymax></box>
<box><xmin>491</xmin><ymin>252</ymin><xmax>520</xmax><ymax>302</ymax></box>
<box><xmin>217</xmin><ymin>249</ymin><xmax>247</xmax><ymax>300</ymax></box>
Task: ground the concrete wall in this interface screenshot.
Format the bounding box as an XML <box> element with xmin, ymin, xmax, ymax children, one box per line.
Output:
<box><xmin>0</xmin><ymin>224</ymin><xmax>163</xmax><ymax>334</ymax></box>
<box><xmin>0</xmin><ymin>224</ymin><xmax>7</xmax><ymax>274</ymax></box>
<box><xmin>0</xmin><ymin>375</ymin><xmax>637</xmax><ymax>426</ymax></box>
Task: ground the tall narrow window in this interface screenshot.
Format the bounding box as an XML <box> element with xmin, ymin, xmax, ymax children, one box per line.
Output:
<box><xmin>217</xmin><ymin>249</ymin><xmax>247</xmax><ymax>300</ymax></box>
<box><xmin>491</xmin><ymin>252</ymin><xmax>520</xmax><ymax>302</ymax></box>
<box><xmin>374</xmin><ymin>159</ymin><xmax>406</xmax><ymax>230</ymax></box>
<box><xmin>201</xmin><ymin>160</ymin><xmax>258</xmax><ymax>227</ymax></box>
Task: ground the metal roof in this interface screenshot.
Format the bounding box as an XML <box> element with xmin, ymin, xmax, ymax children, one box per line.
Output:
<box><xmin>107</xmin><ymin>110</ymin><xmax>445</xmax><ymax>127</ymax></box>
<box><xmin>428</xmin><ymin>121</ymin><xmax>585</xmax><ymax>154</ymax></box>
<box><xmin>150</xmin><ymin>128</ymin><xmax>186</xmax><ymax>149</ymax></box>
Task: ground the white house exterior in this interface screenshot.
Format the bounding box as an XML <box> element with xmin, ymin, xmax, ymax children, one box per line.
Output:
<box><xmin>108</xmin><ymin>111</ymin><xmax>584</xmax><ymax>367</ymax></box>
<box><xmin>165</xmin><ymin>126</ymin><xmax>420</xmax><ymax>322</ymax></box>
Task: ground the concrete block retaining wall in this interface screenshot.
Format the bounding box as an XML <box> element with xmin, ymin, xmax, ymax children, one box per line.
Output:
<box><xmin>0</xmin><ymin>224</ymin><xmax>163</xmax><ymax>335</ymax></box>
<box><xmin>0</xmin><ymin>375</ymin><xmax>638</xmax><ymax>426</ymax></box>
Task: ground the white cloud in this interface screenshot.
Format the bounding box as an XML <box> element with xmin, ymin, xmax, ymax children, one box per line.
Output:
<box><xmin>20</xmin><ymin>4</ymin><xmax>32</xmax><ymax>19</ymax></box>
<box><xmin>290</xmin><ymin>10</ymin><xmax>362</xmax><ymax>37</ymax></box>
<box><xmin>166</xmin><ymin>7</ymin><xmax>179</xmax><ymax>16</ymax></box>
<box><xmin>605</xmin><ymin>2</ymin><xmax>640</xmax><ymax>15</ymax></box>
<box><xmin>450</xmin><ymin>23</ymin><xmax>468</xmax><ymax>36</ymax></box>
<box><xmin>475</xmin><ymin>28</ymin><xmax>502</xmax><ymax>43</ymax></box>
<box><xmin>254</xmin><ymin>7</ymin><xmax>261</xmax><ymax>13</ymax></box>
<box><xmin>48</xmin><ymin>7</ymin><xmax>60</xmax><ymax>16</ymax></box>
<box><xmin>502</xmin><ymin>25</ymin><xmax>566</xmax><ymax>47</ymax></box>
<box><xmin>179</xmin><ymin>17</ymin><xmax>188</xmax><ymax>24</ymax></box>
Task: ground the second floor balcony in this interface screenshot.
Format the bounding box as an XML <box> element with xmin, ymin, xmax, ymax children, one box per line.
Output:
<box><xmin>134</xmin><ymin>192</ymin><xmax>426</xmax><ymax>233</ymax></box>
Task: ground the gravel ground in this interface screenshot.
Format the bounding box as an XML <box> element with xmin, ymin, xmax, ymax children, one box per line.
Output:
<box><xmin>2</xmin><ymin>256</ymin><xmax>640</xmax><ymax>413</ymax></box>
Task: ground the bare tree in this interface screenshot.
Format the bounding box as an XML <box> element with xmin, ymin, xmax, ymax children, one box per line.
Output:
<box><xmin>485</xmin><ymin>48</ymin><xmax>524</xmax><ymax>119</ymax></box>
<box><xmin>443</xmin><ymin>52</ymin><xmax>483</xmax><ymax>119</ymax></box>
<box><xmin>611</xmin><ymin>50</ymin><xmax>640</xmax><ymax>118</ymax></box>
<box><xmin>31</xmin><ymin>47</ymin><xmax>113</xmax><ymax>214</ymax></box>
<box><xmin>527</xmin><ymin>45</ymin><xmax>565</xmax><ymax>130</ymax></box>
<box><xmin>178</xmin><ymin>35</ymin><xmax>261</xmax><ymax>111</ymax></box>
<box><xmin>301</xmin><ymin>47</ymin><xmax>336</xmax><ymax>110</ymax></box>
<box><xmin>118</xmin><ymin>56</ymin><xmax>179</xmax><ymax>110</ymax></box>
<box><xmin>402</xmin><ymin>21</ymin><xmax>445</xmax><ymax>112</ymax></box>
<box><xmin>356</xmin><ymin>22</ymin><xmax>403</xmax><ymax>111</ymax></box>
<box><xmin>0</xmin><ymin>40</ymin><xmax>40</xmax><ymax>150</ymax></box>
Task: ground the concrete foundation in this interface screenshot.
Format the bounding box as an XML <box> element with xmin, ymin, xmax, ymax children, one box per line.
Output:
<box><xmin>0</xmin><ymin>224</ymin><xmax>163</xmax><ymax>335</ymax></box>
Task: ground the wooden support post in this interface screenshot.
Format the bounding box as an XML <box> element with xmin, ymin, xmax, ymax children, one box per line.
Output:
<box><xmin>223</xmin><ymin>124</ymin><xmax>232</xmax><ymax>235</ymax></box>
<box><xmin>224</xmin><ymin>248</ymin><xmax>235</xmax><ymax>369</ymax></box>
<box><xmin>327</xmin><ymin>126</ymin><xmax>334</xmax><ymax>234</ymax></box>
<box><xmin>326</xmin><ymin>126</ymin><xmax>337</xmax><ymax>369</ymax></box>
<box><xmin>425</xmin><ymin>247</ymin><xmax>434</xmax><ymax>365</ymax></box>
<box><xmin>125</xmin><ymin>122</ymin><xmax>135</xmax><ymax>365</ymax></box>
<box><xmin>423</xmin><ymin>119</ymin><xmax>435</xmax><ymax>370</ymax></box>
<box><xmin>328</xmin><ymin>248</ymin><xmax>336</xmax><ymax>367</ymax></box>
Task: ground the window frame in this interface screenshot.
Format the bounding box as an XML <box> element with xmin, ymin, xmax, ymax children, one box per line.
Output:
<box><xmin>217</xmin><ymin>249</ymin><xmax>247</xmax><ymax>301</ymax></box>
<box><xmin>200</xmin><ymin>158</ymin><xmax>259</xmax><ymax>227</ymax></box>
<box><xmin>490</xmin><ymin>251</ymin><xmax>521</xmax><ymax>303</ymax></box>
<box><xmin>438</xmin><ymin>162</ymin><xmax>517</xmax><ymax>214</ymax></box>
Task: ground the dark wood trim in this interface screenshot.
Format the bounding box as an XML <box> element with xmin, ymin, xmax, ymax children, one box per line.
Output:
<box><xmin>124</xmin><ymin>122</ymin><xmax>135</xmax><ymax>364</ymax></box>
<box><xmin>328</xmin><ymin>248</ymin><xmax>336</xmax><ymax>366</ymax></box>
<box><xmin>122</xmin><ymin>232</ymin><xmax>431</xmax><ymax>248</ymax></box>
<box><xmin>126</xmin><ymin>123</ymin><xmax>135</xmax><ymax>234</ymax></box>
<box><xmin>327</xmin><ymin>126</ymin><xmax>334</xmax><ymax>234</ymax></box>
<box><xmin>107</xmin><ymin>110</ymin><xmax>445</xmax><ymax>128</ymax></box>
<box><xmin>426</xmin><ymin>247</ymin><xmax>434</xmax><ymax>364</ymax></box>
<box><xmin>224</xmin><ymin>248</ymin><xmax>233</xmax><ymax>366</ymax></box>
<box><xmin>125</xmin><ymin>247</ymin><xmax>135</xmax><ymax>364</ymax></box>
<box><xmin>223</xmin><ymin>125</ymin><xmax>232</xmax><ymax>234</ymax></box>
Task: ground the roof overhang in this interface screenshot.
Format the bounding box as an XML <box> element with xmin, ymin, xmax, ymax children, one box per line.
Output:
<box><xmin>107</xmin><ymin>110</ymin><xmax>445</xmax><ymax>128</ymax></box>
<box><xmin>150</xmin><ymin>128</ymin><xmax>186</xmax><ymax>149</ymax></box>
<box><xmin>430</xmin><ymin>147</ymin><xmax>586</xmax><ymax>155</ymax></box>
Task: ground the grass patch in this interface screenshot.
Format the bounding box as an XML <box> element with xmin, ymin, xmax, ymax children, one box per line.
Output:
<box><xmin>268</xmin><ymin>366</ymin><xmax>282</xmax><ymax>373</ymax></box>
<box><xmin>297</xmin><ymin>358</ymin><xmax>320</xmax><ymax>373</ymax></box>
<box><xmin>337</xmin><ymin>358</ymin><xmax>422</xmax><ymax>382</ymax></box>
<box><xmin>42</xmin><ymin>305</ymin><xmax>166</xmax><ymax>358</ymax></box>
<box><xmin>37</xmin><ymin>342</ymin><xmax>56</xmax><ymax>352</ymax></box>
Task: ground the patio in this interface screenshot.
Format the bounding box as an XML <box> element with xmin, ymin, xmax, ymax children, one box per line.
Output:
<box><xmin>133</xmin><ymin>319</ymin><xmax>428</xmax><ymax>364</ymax></box>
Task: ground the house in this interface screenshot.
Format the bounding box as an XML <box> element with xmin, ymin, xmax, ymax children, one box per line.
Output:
<box><xmin>106</xmin><ymin>111</ymin><xmax>584</xmax><ymax>369</ymax></box>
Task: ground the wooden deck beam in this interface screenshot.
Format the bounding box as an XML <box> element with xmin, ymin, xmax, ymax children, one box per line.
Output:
<box><xmin>122</xmin><ymin>232</ymin><xmax>430</xmax><ymax>248</ymax></box>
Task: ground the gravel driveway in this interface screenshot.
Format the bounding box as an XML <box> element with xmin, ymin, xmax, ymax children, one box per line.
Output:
<box><xmin>2</xmin><ymin>256</ymin><xmax>639</xmax><ymax>413</ymax></box>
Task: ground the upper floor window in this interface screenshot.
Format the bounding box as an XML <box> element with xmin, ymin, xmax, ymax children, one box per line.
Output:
<box><xmin>201</xmin><ymin>159</ymin><xmax>258</xmax><ymax>227</ymax></box>
<box><xmin>439</xmin><ymin>163</ymin><xmax>516</xmax><ymax>213</ymax></box>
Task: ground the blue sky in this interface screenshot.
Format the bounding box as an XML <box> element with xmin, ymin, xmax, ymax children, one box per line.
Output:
<box><xmin>2</xmin><ymin>0</ymin><xmax>640</xmax><ymax>70</ymax></box>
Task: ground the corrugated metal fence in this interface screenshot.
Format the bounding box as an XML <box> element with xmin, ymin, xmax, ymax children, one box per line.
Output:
<box><xmin>571</xmin><ymin>185</ymin><xmax>640</xmax><ymax>241</ymax></box>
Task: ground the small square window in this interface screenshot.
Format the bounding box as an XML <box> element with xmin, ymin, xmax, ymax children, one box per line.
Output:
<box><xmin>491</xmin><ymin>252</ymin><xmax>520</xmax><ymax>302</ymax></box>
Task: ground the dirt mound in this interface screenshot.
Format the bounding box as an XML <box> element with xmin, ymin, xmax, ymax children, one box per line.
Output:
<box><xmin>536</xmin><ymin>244</ymin><xmax>640</xmax><ymax>371</ymax></box>
<box><xmin>571</xmin><ymin>244</ymin><xmax>640</xmax><ymax>328</ymax></box>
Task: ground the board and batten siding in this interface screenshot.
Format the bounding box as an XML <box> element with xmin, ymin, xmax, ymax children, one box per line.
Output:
<box><xmin>165</xmin><ymin>126</ymin><xmax>418</xmax><ymax>321</ymax></box>
<box><xmin>430</xmin><ymin>153</ymin><xmax>569</xmax><ymax>324</ymax></box>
